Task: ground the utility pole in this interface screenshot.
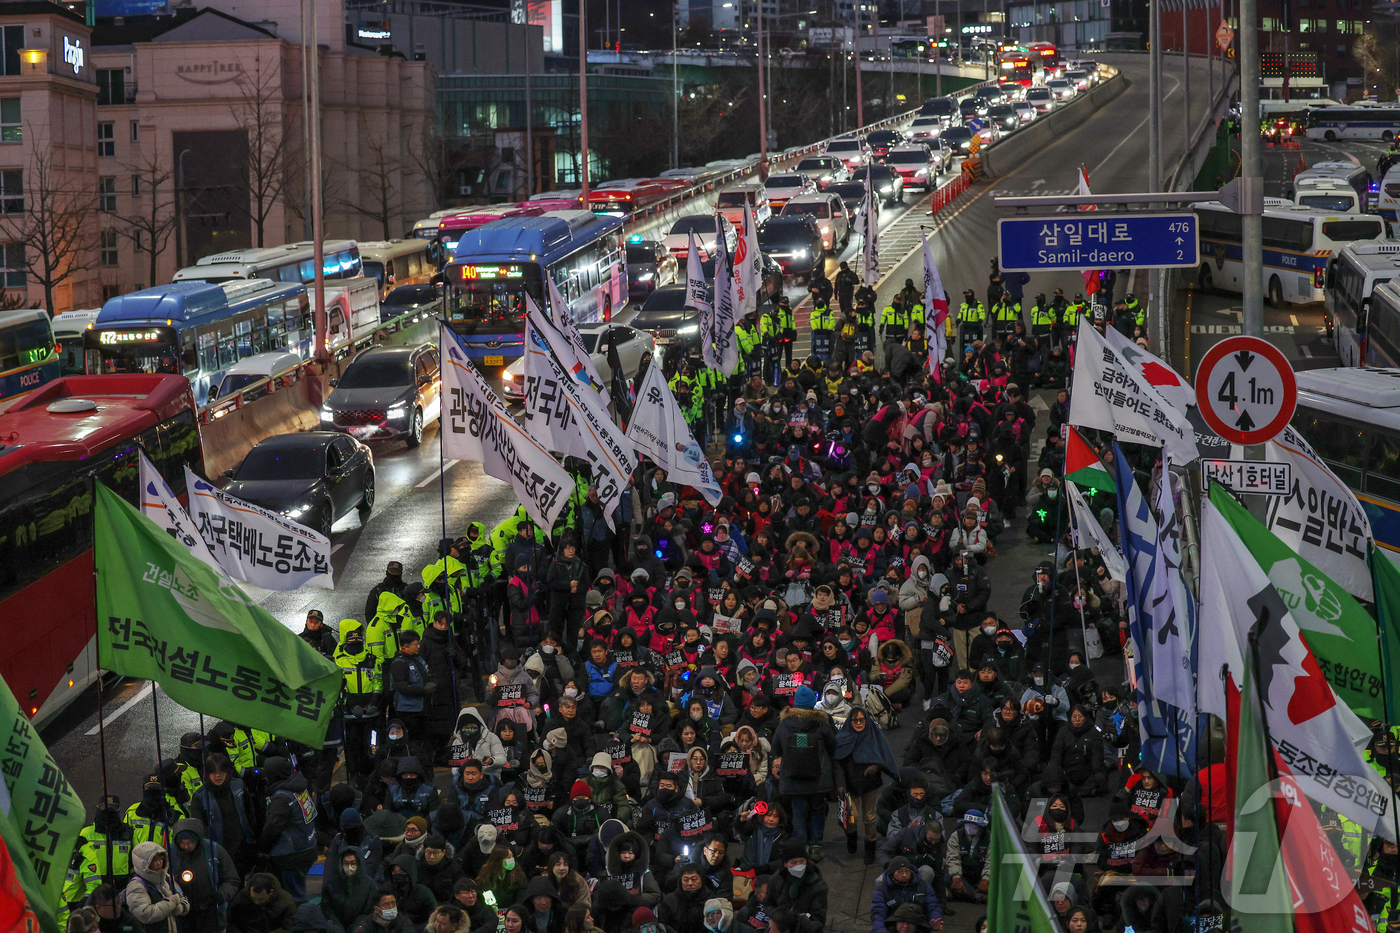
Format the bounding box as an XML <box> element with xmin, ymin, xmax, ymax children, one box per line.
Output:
<box><xmin>579</xmin><ymin>0</ymin><xmax>590</xmax><ymax>202</ymax></box>
<box><xmin>758</xmin><ymin>0</ymin><xmax>767</xmax><ymax>166</ymax></box>
<box><xmin>935</xmin><ymin>0</ymin><xmax>942</xmax><ymax>97</ymax></box>
<box><xmin>1149</xmin><ymin>0</ymin><xmax>1163</xmax><ymax>354</ymax></box>
<box><xmin>310</xmin><ymin>0</ymin><xmax>326</xmax><ymax>366</ymax></box>
<box><xmin>525</xmin><ymin>45</ymin><xmax>534</xmax><ymax>197</ymax></box>
<box><xmin>1240</xmin><ymin>0</ymin><xmax>1263</xmax><ymax>335</ymax></box>
<box><xmin>1183</xmin><ymin>11</ymin><xmax>1191</xmax><ymax>156</ymax></box>
<box><xmin>672</xmin><ymin>2</ymin><xmax>679</xmax><ymax>169</ymax></box>
<box><xmin>854</xmin><ymin>3</ymin><xmax>864</xmax><ymax>127</ymax></box>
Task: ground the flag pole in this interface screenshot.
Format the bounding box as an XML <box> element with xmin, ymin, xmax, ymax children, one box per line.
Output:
<box><xmin>1064</xmin><ymin>490</ymin><xmax>1092</xmax><ymax>667</ymax></box>
<box><xmin>1369</xmin><ymin>550</ymin><xmax>1400</xmax><ymax>853</ymax></box>
<box><xmin>91</xmin><ymin>505</ymin><xmax>114</xmax><ymax>889</ymax></box>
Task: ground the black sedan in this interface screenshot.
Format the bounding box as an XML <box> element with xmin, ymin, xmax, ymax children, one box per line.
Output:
<box><xmin>626</xmin><ymin>239</ymin><xmax>679</xmax><ymax>300</ymax></box>
<box><xmin>633</xmin><ymin>285</ymin><xmax>705</xmax><ymax>353</ymax></box>
<box><xmin>986</xmin><ymin>104</ymin><xmax>1021</xmax><ymax>134</ymax></box>
<box><xmin>959</xmin><ymin>97</ymin><xmax>988</xmax><ymax>120</ymax></box>
<box><xmin>757</xmin><ymin>216</ymin><xmax>825</xmax><ymax>281</ymax></box>
<box><xmin>827</xmin><ymin>181</ymin><xmax>868</xmax><ymax>216</ymax></box>
<box><xmin>224</xmin><ymin>432</ymin><xmax>374</xmax><ymax>538</ymax></box>
<box><xmin>848</xmin><ymin>165</ymin><xmax>904</xmax><ymax>205</ymax></box>
<box><xmin>866</xmin><ymin>129</ymin><xmax>905</xmax><ymax>162</ymax></box>
<box><xmin>379</xmin><ymin>283</ymin><xmax>442</xmax><ymax>324</ymax></box>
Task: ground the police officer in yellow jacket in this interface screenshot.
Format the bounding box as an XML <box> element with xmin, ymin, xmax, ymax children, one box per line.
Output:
<box><xmin>957</xmin><ymin>289</ymin><xmax>986</xmax><ymax>349</ymax></box>
<box><xmin>879</xmin><ymin>297</ymin><xmax>910</xmax><ymax>345</ymax></box>
<box><xmin>335</xmin><ymin>619</ymin><xmax>383</xmax><ymax>783</ymax></box>
<box><xmin>126</xmin><ymin>773</ymin><xmax>185</xmax><ymax>849</ymax></box>
<box><xmin>991</xmin><ymin>295</ymin><xmax>1021</xmax><ymax>338</ymax></box>
<box><xmin>62</xmin><ymin>797</ymin><xmax>132</xmax><ymax>914</ymax></box>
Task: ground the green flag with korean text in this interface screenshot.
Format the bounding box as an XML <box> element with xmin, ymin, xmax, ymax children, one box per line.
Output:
<box><xmin>94</xmin><ymin>482</ymin><xmax>342</xmax><ymax>747</ymax></box>
<box><xmin>0</xmin><ymin>674</ymin><xmax>83</xmax><ymax>933</ymax></box>
<box><xmin>1213</xmin><ymin>488</ymin><xmax>1385</xmax><ymax>721</ymax></box>
<box><xmin>986</xmin><ymin>784</ymin><xmax>1059</xmax><ymax>933</ymax></box>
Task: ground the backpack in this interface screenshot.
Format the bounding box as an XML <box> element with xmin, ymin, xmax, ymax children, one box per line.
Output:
<box><xmin>861</xmin><ymin>683</ymin><xmax>899</xmax><ymax>730</ymax></box>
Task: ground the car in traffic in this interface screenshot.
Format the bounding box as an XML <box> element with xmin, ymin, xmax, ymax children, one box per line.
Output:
<box><xmin>320</xmin><ymin>343</ymin><xmax>441</xmax><ymax>447</ymax></box>
<box><xmin>661</xmin><ymin>214</ymin><xmax>736</xmax><ymax>260</ymax></box>
<box><xmin>959</xmin><ymin>96</ymin><xmax>989</xmax><ymax>120</ymax></box>
<box><xmin>379</xmin><ymin>283</ymin><xmax>442</xmax><ymax>324</ymax></box>
<box><xmin>631</xmin><ymin>285</ymin><xmax>705</xmax><ymax>352</ymax></box>
<box><xmin>825</xmin><ymin>136</ymin><xmax>869</xmax><ymax>170</ymax></box>
<box><xmin>1013</xmin><ymin>101</ymin><xmax>1039</xmax><ymax>124</ymax></box>
<box><xmin>905</xmin><ymin>116</ymin><xmax>944</xmax><ymax>142</ymax></box>
<box><xmin>942</xmin><ymin>126</ymin><xmax>976</xmax><ymax>154</ymax></box>
<box><xmin>826</xmin><ymin>181</ymin><xmax>869</xmax><ymax>217</ymax></box>
<box><xmin>1047</xmin><ymin>78</ymin><xmax>1076</xmax><ymax>101</ymax></box>
<box><xmin>1065</xmin><ymin>68</ymin><xmax>1091</xmax><ymax>91</ymax></box>
<box><xmin>918</xmin><ymin>97</ymin><xmax>960</xmax><ymax>126</ymax></box>
<box><xmin>715</xmin><ymin>184</ymin><xmax>772</xmax><ymax>226</ymax></box>
<box><xmin>866</xmin><ymin>129</ymin><xmax>905</xmax><ymax>162</ymax></box>
<box><xmin>794</xmin><ymin>156</ymin><xmax>850</xmax><ymax>189</ymax></box>
<box><xmin>225</xmin><ymin>432</ymin><xmax>374</xmax><ymax>537</ymax></box>
<box><xmin>781</xmin><ymin>192</ymin><xmax>851</xmax><ymax>251</ymax></box>
<box><xmin>626</xmin><ymin>238</ymin><xmax>679</xmax><ymax>299</ymax></box>
<box><xmin>764</xmin><ymin>172</ymin><xmax>818</xmax><ymax>211</ymax></box>
<box><xmin>849</xmin><ymin>164</ymin><xmax>905</xmax><ymax>204</ymax></box>
<box><xmin>974</xmin><ymin>86</ymin><xmax>1006</xmax><ymax>105</ymax></box>
<box><xmin>885</xmin><ymin>144</ymin><xmax>942</xmax><ymax>190</ymax></box>
<box><xmin>986</xmin><ymin>104</ymin><xmax>1021</xmax><ymax>134</ymax></box>
<box><xmin>757</xmin><ymin>215</ymin><xmax>825</xmax><ymax>280</ymax></box>
<box><xmin>210</xmin><ymin>350</ymin><xmax>302</xmax><ymax>405</ymax></box>
<box><xmin>1026</xmin><ymin>86</ymin><xmax>1057</xmax><ymax>112</ymax></box>
<box><xmin>501</xmin><ymin>322</ymin><xmax>656</xmax><ymax>401</ymax></box>
<box><xmin>997</xmin><ymin>82</ymin><xmax>1027</xmax><ymax>101</ymax></box>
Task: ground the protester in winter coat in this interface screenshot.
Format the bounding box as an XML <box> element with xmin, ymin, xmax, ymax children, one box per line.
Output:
<box><xmin>124</xmin><ymin>842</ymin><xmax>189</xmax><ymax>933</ymax></box>
<box><xmin>226</xmin><ymin>874</ymin><xmax>296</xmax><ymax>933</ymax></box>
<box><xmin>321</xmin><ymin>850</ymin><xmax>380</xmax><ymax>931</ymax></box>
<box><xmin>168</xmin><ymin>819</ymin><xmax>239</xmax><ymax>932</ymax></box>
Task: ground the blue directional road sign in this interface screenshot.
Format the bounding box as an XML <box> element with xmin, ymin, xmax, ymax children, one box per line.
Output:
<box><xmin>997</xmin><ymin>212</ymin><xmax>1199</xmax><ymax>272</ymax></box>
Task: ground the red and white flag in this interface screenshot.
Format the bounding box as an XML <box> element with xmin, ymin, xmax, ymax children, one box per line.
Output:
<box><xmin>921</xmin><ymin>231</ymin><xmax>949</xmax><ymax>381</ymax></box>
<box><xmin>1077</xmin><ymin>164</ymin><xmax>1101</xmax><ymax>294</ymax></box>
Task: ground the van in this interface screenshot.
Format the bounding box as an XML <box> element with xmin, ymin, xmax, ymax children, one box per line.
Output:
<box><xmin>211</xmin><ymin>349</ymin><xmax>303</xmax><ymax>402</ymax></box>
<box><xmin>715</xmin><ymin>184</ymin><xmax>771</xmax><ymax>226</ymax></box>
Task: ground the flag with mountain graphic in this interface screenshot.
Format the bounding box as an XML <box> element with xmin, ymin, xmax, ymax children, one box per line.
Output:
<box><xmin>1064</xmin><ymin>426</ymin><xmax>1116</xmax><ymax>493</ymax></box>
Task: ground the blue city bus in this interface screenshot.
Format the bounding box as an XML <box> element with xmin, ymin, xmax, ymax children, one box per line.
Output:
<box><xmin>82</xmin><ymin>279</ymin><xmax>310</xmax><ymax>406</ymax></box>
<box><xmin>1292</xmin><ymin>368</ymin><xmax>1400</xmax><ymax>561</ymax></box>
<box><xmin>443</xmin><ymin>210</ymin><xmax>626</xmax><ymax>365</ymax></box>
<box><xmin>0</xmin><ymin>309</ymin><xmax>60</xmax><ymax>404</ymax></box>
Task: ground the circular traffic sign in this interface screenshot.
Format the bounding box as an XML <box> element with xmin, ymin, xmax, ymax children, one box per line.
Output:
<box><xmin>1194</xmin><ymin>336</ymin><xmax>1296</xmax><ymax>445</ymax></box>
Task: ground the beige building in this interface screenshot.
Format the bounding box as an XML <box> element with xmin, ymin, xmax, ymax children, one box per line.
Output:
<box><xmin>76</xmin><ymin>0</ymin><xmax>435</xmax><ymax>303</ymax></box>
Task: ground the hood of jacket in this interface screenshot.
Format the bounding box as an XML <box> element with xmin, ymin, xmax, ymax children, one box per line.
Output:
<box><xmin>454</xmin><ymin>707</ymin><xmax>490</xmax><ymax>735</ymax></box>
<box><xmin>171</xmin><ymin>817</ymin><xmax>207</xmax><ymax>853</ymax></box>
<box><xmin>337</xmin><ymin>618</ymin><xmax>367</xmax><ymax>647</ymax></box>
<box><xmin>376</xmin><ymin>591</ymin><xmax>410</xmax><ymax>617</ymax></box>
<box><xmin>389</xmin><ymin>852</ymin><xmax>420</xmax><ymax>885</ymax></box>
<box><xmin>396</xmin><ymin>756</ymin><xmax>424</xmax><ymax>778</ymax></box>
<box><xmin>909</xmin><ymin>555</ymin><xmax>931</xmax><ymax>584</ymax></box>
<box><xmin>131</xmin><ymin>841</ymin><xmax>169</xmax><ymax>886</ymax></box>
<box><xmin>521</xmin><ymin>874</ymin><xmax>563</xmax><ymax>907</ymax></box>
<box><xmin>878</xmin><ymin>639</ymin><xmax>915</xmax><ymax>669</ymax></box>
<box><xmin>1119</xmin><ymin>884</ymin><xmax>1158</xmax><ymax>928</ymax></box>
<box><xmin>778</xmin><ymin>707</ymin><xmax>830</xmax><ymax>727</ymax></box>
<box><xmin>735</xmin><ymin>658</ymin><xmax>760</xmax><ymax>687</ymax></box>
<box><xmin>606</xmin><ymin>828</ymin><xmax>651</xmax><ymax>876</ymax></box>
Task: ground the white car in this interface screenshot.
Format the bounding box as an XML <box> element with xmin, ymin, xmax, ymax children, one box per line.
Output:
<box><xmin>1065</xmin><ymin>69</ymin><xmax>1091</xmax><ymax>91</ymax></box>
<box><xmin>1026</xmin><ymin>86</ymin><xmax>1056</xmax><ymax>112</ymax></box>
<box><xmin>501</xmin><ymin>322</ymin><xmax>655</xmax><ymax>402</ymax></box>
<box><xmin>661</xmin><ymin>214</ymin><xmax>736</xmax><ymax>261</ymax></box>
<box><xmin>885</xmin><ymin>144</ymin><xmax>942</xmax><ymax>190</ymax></box>
<box><xmin>780</xmin><ymin>192</ymin><xmax>850</xmax><ymax>251</ymax></box>
<box><xmin>997</xmin><ymin>82</ymin><xmax>1027</xmax><ymax>102</ymax></box>
<box><xmin>824</xmin><ymin>137</ymin><xmax>870</xmax><ymax>170</ymax></box>
<box><xmin>905</xmin><ymin>117</ymin><xmax>943</xmax><ymax>142</ymax></box>
<box><xmin>1047</xmin><ymin>78</ymin><xmax>1076</xmax><ymax>101</ymax></box>
<box><xmin>764</xmin><ymin>172</ymin><xmax>818</xmax><ymax>211</ymax></box>
<box><xmin>1013</xmin><ymin>101</ymin><xmax>1038</xmax><ymax>124</ymax></box>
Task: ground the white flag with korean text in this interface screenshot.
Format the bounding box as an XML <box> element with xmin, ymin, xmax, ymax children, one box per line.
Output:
<box><xmin>522</xmin><ymin>305</ymin><xmax>637</xmax><ymax>529</ymax></box>
<box><xmin>440</xmin><ymin>324</ymin><xmax>572</xmax><ymax>532</ymax></box>
<box><xmin>626</xmin><ymin>363</ymin><xmax>723</xmax><ymax>506</ymax></box>
<box><xmin>861</xmin><ymin>179</ymin><xmax>880</xmax><ymax>286</ymax></box>
<box><xmin>1068</xmin><ymin>316</ymin><xmax>1196</xmax><ymax>462</ymax></box>
<box><xmin>711</xmin><ymin>225</ymin><xmax>740</xmax><ymax>376</ymax></box>
<box><xmin>182</xmin><ymin>466</ymin><xmax>334</xmax><ymax>590</ymax></box>
<box><xmin>733</xmin><ymin>205</ymin><xmax>762</xmax><ymax>320</ymax></box>
<box><xmin>545</xmin><ymin>276</ymin><xmax>609</xmax><ymax>407</ymax></box>
<box><xmin>139</xmin><ymin>451</ymin><xmax>224</xmax><ymax>576</ymax></box>
<box><xmin>1066</xmin><ymin>481</ymin><xmax>1127</xmax><ymax>582</ymax></box>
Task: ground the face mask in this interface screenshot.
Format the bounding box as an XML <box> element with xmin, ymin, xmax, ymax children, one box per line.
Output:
<box><xmin>868</xmin><ymin>484</ymin><xmax>881</xmax><ymax>494</ymax></box>
<box><xmin>381</xmin><ymin>909</ymin><xmax>399</xmax><ymax>921</ymax></box>
<box><xmin>675</xmin><ymin>600</ymin><xmax>687</xmax><ymax>611</ymax></box>
<box><xmin>1047</xmin><ymin>488</ymin><xmax>1059</xmax><ymax>499</ymax></box>
<box><xmin>1069</xmin><ymin>662</ymin><xmax>1081</xmax><ymax>670</ymax></box>
<box><xmin>1049</xmin><ymin>809</ymin><xmax>1068</xmax><ymax>822</ymax></box>
<box><xmin>916</xmin><ymin>570</ymin><xmax>929</xmax><ymax>582</ymax></box>
<box><xmin>563</xmin><ymin>687</ymin><xmax>579</xmax><ymax>698</ymax></box>
<box><xmin>788</xmin><ymin>863</ymin><xmax>807</xmax><ymax>877</ymax></box>
<box><xmin>592</xmin><ymin>768</ymin><xmax>609</xmax><ymax>779</ymax></box>
<box><xmin>1112</xmin><ymin>819</ymin><xmax>1130</xmax><ymax>832</ymax></box>
<box><xmin>964</xmin><ymin>825</ymin><xmax>981</xmax><ymax>838</ymax></box>
<box><xmin>1033</xmin><ymin>676</ymin><xmax>1044</xmax><ymax>686</ymax></box>
<box><xmin>982</xmin><ymin>625</ymin><xmax>996</xmax><ymax>636</ymax></box>
<box><xmin>503</xmin><ymin>858</ymin><xmax>516</xmax><ymax>871</ymax></box>
<box><xmin>542</xmin><ymin>645</ymin><xmax>556</xmax><ymax>654</ymax></box>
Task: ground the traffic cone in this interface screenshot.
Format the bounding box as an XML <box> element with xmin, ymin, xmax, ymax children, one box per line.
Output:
<box><xmin>1294</xmin><ymin>155</ymin><xmax>1307</xmax><ymax>176</ymax></box>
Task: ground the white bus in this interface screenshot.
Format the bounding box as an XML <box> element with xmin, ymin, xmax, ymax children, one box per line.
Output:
<box><xmin>1193</xmin><ymin>201</ymin><xmax>1386</xmax><ymax>306</ymax></box>
<box><xmin>1324</xmin><ymin>241</ymin><xmax>1400</xmax><ymax>366</ymax></box>
<box><xmin>1292</xmin><ymin>161</ymin><xmax>1371</xmax><ymax>213</ymax></box>
<box><xmin>410</xmin><ymin>209</ymin><xmax>462</xmax><ymax>239</ymax></box>
<box><xmin>358</xmin><ymin>239</ymin><xmax>433</xmax><ymax>300</ymax></box>
<box><xmin>172</xmin><ymin>239</ymin><xmax>362</xmax><ymax>284</ymax></box>
<box><xmin>1304</xmin><ymin>106</ymin><xmax>1400</xmax><ymax>141</ymax></box>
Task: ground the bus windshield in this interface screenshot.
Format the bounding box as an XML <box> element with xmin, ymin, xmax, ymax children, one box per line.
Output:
<box><xmin>1298</xmin><ymin>195</ymin><xmax>1356</xmax><ymax>211</ymax></box>
<box><xmin>0</xmin><ymin>318</ymin><xmax>54</xmax><ymax>372</ymax></box>
<box><xmin>448</xmin><ymin>262</ymin><xmax>543</xmax><ymax>331</ymax></box>
<box><xmin>84</xmin><ymin>327</ymin><xmax>184</xmax><ymax>375</ymax></box>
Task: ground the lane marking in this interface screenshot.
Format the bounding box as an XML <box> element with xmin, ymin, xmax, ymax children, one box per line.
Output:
<box><xmin>1091</xmin><ymin>73</ymin><xmax>1182</xmax><ymax>176</ymax></box>
<box><xmin>416</xmin><ymin>460</ymin><xmax>460</xmax><ymax>488</ymax></box>
<box><xmin>1290</xmin><ymin>314</ymin><xmax>1299</xmax><ymax>326</ymax></box>
<box><xmin>85</xmin><ymin>682</ymin><xmax>154</xmax><ymax>735</ymax></box>
<box><xmin>1301</xmin><ymin>345</ymin><xmax>1313</xmax><ymax>358</ymax></box>
<box><xmin>331</xmin><ymin>542</ymin><xmax>346</xmax><ymax>555</ymax></box>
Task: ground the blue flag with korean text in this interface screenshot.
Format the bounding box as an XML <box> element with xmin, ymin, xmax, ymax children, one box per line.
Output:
<box><xmin>1114</xmin><ymin>443</ymin><xmax>1197</xmax><ymax>778</ymax></box>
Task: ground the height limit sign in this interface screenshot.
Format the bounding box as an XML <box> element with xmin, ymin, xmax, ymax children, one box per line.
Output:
<box><xmin>1194</xmin><ymin>336</ymin><xmax>1297</xmax><ymax>445</ymax></box>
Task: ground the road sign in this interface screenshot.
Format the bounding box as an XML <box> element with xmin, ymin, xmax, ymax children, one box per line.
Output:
<box><xmin>1216</xmin><ymin>21</ymin><xmax>1235</xmax><ymax>51</ymax></box>
<box><xmin>1194</xmin><ymin>336</ymin><xmax>1297</xmax><ymax>445</ymax></box>
<box><xmin>1200</xmin><ymin>459</ymin><xmax>1293</xmax><ymax>495</ymax></box>
<box><xmin>997</xmin><ymin>213</ymin><xmax>1200</xmax><ymax>272</ymax></box>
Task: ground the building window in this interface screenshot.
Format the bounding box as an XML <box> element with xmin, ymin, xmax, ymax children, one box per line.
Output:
<box><xmin>97</xmin><ymin>69</ymin><xmax>126</xmax><ymax>106</ymax></box>
<box><xmin>98</xmin><ymin>122</ymin><xmax>114</xmax><ymax>157</ymax></box>
<box><xmin>131</xmin><ymin>174</ymin><xmax>140</xmax><ymax>198</ymax></box>
<box><xmin>0</xmin><ymin>243</ymin><xmax>24</xmax><ymax>288</ymax></box>
<box><xmin>99</xmin><ymin>176</ymin><xmax>116</xmax><ymax>213</ymax></box>
<box><xmin>130</xmin><ymin>120</ymin><xmax>139</xmax><ymax>142</ymax></box>
<box><xmin>0</xmin><ymin>99</ymin><xmax>18</xmax><ymax>144</ymax></box>
<box><xmin>1299</xmin><ymin>18</ymin><xmax>1313</xmax><ymax>30</ymax></box>
<box><xmin>0</xmin><ymin>171</ymin><xmax>22</xmax><ymax>215</ymax></box>
<box><xmin>100</xmin><ymin>229</ymin><xmax>118</xmax><ymax>266</ymax></box>
<box><xmin>0</xmin><ymin>27</ymin><xmax>23</xmax><ymax>77</ymax></box>
<box><xmin>134</xmin><ymin>230</ymin><xmax>143</xmax><ymax>252</ymax></box>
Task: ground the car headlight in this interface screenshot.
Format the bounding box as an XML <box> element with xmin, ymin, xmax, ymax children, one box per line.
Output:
<box><xmin>386</xmin><ymin>402</ymin><xmax>408</xmax><ymax>418</ymax></box>
<box><xmin>320</xmin><ymin>406</ymin><xmax>334</xmax><ymax>421</ymax></box>
<box><xmin>677</xmin><ymin>324</ymin><xmax>700</xmax><ymax>336</ymax></box>
<box><xmin>502</xmin><ymin>370</ymin><xmax>516</xmax><ymax>383</ymax></box>
<box><xmin>879</xmin><ymin>185</ymin><xmax>892</xmax><ymax>194</ymax></box>
<box><xmin>793</xmin><ymin>248</ymin><xmax>808</xmax><ymax>259</ymax></box>
<box><xmin>285</xmin><ymin>504</ymin><xmax>311</xmax><ymax>518</ymax></box>
<box><xmin>638</xmin><ymin>272</ymin><xmax>655</xmax><ymax>282</ymax></box>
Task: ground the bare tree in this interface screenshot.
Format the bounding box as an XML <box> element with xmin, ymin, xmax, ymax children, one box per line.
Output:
<box><xmin>116</xmin><ymin>153</ymin><xmax>177</xmax><ymax>288</ymax></box>
<box><xmin>231</xmin><ymin>53</ymin><xmax>296</xmax><ymax>247</ymax></box>
<box><xmin>0</xmin><ymin>143</ymin><xmax>95</xmax><ymax>314</ymax></box>
<box><xmin>1355</xmin><ymin>30</ymin><xmax>1400</xmax><ymax>99</ymax></box>
<box><xmin>406</xmin><ymin>119</ymin><xmax>476</xmax><ymax>210</ymax></box>
<box><xmin>339</xmin><ymin>120</ymin><xmax>406</xmax><ymax>239</ymax></box>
